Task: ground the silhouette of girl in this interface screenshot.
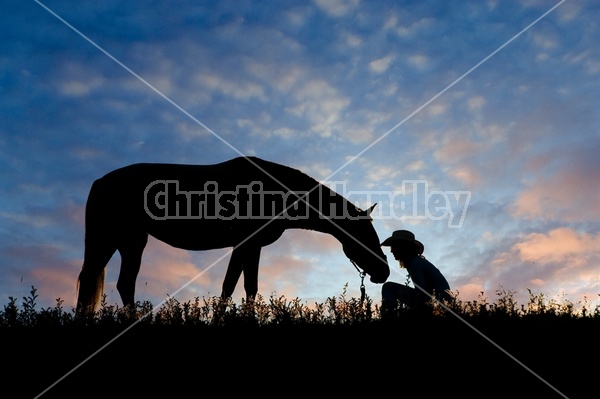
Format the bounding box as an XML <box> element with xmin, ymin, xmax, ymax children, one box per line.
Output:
<box><xmin>380</xmin><ymin>230</ymin><xmax>452</xmax><ymax>313</ymax></box>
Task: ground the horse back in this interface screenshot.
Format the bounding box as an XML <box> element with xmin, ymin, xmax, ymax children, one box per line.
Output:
<box><xmin>85</xmin><ymin>157</ymin><xmax>318</xmax><ymax>250</ymax></box>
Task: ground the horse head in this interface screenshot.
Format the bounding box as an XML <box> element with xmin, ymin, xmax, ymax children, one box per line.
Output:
<box><xmin>339</xmin><ymin>204</ymin><xmax>389</xmax><ymax>284</ymax></box>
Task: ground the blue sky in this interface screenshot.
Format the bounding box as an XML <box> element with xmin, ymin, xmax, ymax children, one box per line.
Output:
<box><xmin>1</xmin><ymin>0</ymin><xmax>599</xmax><ymax>311</ymax></box>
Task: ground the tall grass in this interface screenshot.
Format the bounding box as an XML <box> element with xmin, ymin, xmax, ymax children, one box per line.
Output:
<box><xmin>1</xmin><ymin>285</ymin><xmax>599</xmax><ymax>329</ymax></box>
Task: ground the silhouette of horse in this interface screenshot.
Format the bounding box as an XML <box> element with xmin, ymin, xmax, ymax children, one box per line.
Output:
<box><xmin>76</xmin><ymin>156</ymin><xmax>389</xmax><ymax>313</ymax></box>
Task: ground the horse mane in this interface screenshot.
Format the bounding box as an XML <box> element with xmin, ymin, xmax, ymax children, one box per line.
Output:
<box><xmin>248</xmin><ymin>157</ymin><xmax>319</xmax><ymax>188</ymax></box>
<box><xmin>248</xmin><ymin>156</ymin><xmax>358</xmax><ymax>213</ymax></box>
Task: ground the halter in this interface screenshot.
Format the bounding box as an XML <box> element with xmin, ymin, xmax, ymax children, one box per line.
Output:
<box><xmin>349</xmin><ymin>259</ymin><xmax>366</xmax><ymax>303</ymax></box>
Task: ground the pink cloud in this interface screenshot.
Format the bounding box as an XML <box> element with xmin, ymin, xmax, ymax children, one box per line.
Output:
<box><xmin>512</xmin><ymin>142</ymin><xmax>600</xmax><ymax>223</ymax></box>
<box><xmin>478</xmin><ymin>228</ymin><xmax>600</xmax><ymax>306</ymax></box>
<box><xmin>434</xmin><ymin>137</ymin><xmax>487</xmax><ymax>164</ymax></box>
<box><xmin>122</xmin><ymin>230</ymin><xmax>344</xmax><ymax>304</ymax></box>
<box><xmin>254</xmin><ymin>253</ymin><xmax>313</xmax><ymax>299</ymax></box>
<box><xmin>270</xmin><ymin>229</ymin><xmax>342</xmax><ymax>254</ymax></box>
<box><xmin>449</xmin><ymin>227</ymin><xmax>600</xmax><ymax>309</ymax></box>
<box><xmin>1</xmin><ymin>241</ymin><xmax>83</xmax><ymax>309</ymax></box>
<box><xmin>30</xmin><ymin>259</ymin><xmax>81</xmax><ymax>307</ymax></box>
<box><xmin>133</xmin><ymin>237</ymin><xmax>231</xmax><ymax>303</ymax></box>
<box><xmin>236</xmin><ymin>229</ymin><xmax>349</xmax><ymax>300</ymax></box>
<box><xmin>512</xmin><ymin>171</ymin><xmax>600</xmax><ymax>222</ymax></box>
<box><xmin>453</xmin><ymin>281</ymin><xmax>485</xmax><ymax>300</ymax></box>
<box><xmin>444</xmin><ymin>165</ymin><xmax>482</xmax><ymax>187</ymax></box>
<box><xmin>430</xmin><ymin>130</ymin><xmax>491</xmax><ymax>187</ymax></box>
<box><xmin>514</xmin><ymin>227</ymin><xmax>600</xmax><ymax>264</ymax></box>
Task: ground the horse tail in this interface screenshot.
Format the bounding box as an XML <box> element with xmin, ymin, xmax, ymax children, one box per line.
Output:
<box><xmin>76</xmin><ymin>177</ymin><xmax>116</xmax><ymax>314</ymax></box>
<box><xmin>76</xmin><ymin>267</ymin><xmax>106</xmax><ymax>314</ymax></box>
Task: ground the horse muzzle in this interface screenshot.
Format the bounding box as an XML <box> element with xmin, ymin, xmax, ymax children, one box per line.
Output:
<box><xmin>369</xmin><ymin>271</ymin><xmax>389</xmax><ymax>284</ymax></box>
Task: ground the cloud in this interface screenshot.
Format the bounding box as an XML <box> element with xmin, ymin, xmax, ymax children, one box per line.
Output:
<box><xmin>511</xmin><ymin>144</ymin><xmax>600</xmax><ymax>222</ymax></box>
<box><xmin>299</xmin><ymin>162</ymin><xmax>333</xmax><ymax>181</ymax></box>
<box><xmin>253</xmin><ymin>253</ymin><xmax>313</xmax><ymax>299</ymax></box>
<box><xmin>433</xmin><ymin>131</ymin><xmax>491</xmax><ymax>165</ymax></box>
<box><xmin>454</xmin><ymin>281</ymin><xmax>485</xmax><ymax>300</ymax></box>
<box><xmin>514</xmin><ymin>228</ymin><xmax>600</xmax><ymax>266</ymax></box>
<box><xmin>0</xmin><ymin>243</ymin><xmax>82</xmax><ymax>308</ymax></box>
<box><xmin>286</xmin><ymin>79</ymin><xmax>350</xmax><ymax>137</ymax></box>
<box><xmin>408</xmin><ymin>54</ymin><xmax>429</xmax><ymax>70</ymax></box>
<box><xmin>341</xmin><ymin>31</ymin><xmax>363</xmax><ymax>48</ymax></box>
<box><xmin>59</xmin><ymin>77</ymin><xmax>105</xmax><ymax>97</ymax></box>
<box><xmin>432</xmin><ymin>130</ymin><xmax>490</xmax><ymax>187</ymax></box>
<box><xmin>369</xmin><ymin>55</ymin><xmax>394</xmax><ymax>74</ymax></box>
<box><xmin>247</xmin><ymin>229</ymin><xmax>358</xmax><ymax>300</ymax></box>
<box><xmin>31</xmin><ymin>262</ymin><xmax>81</xmax><ymax>306</ymax></box>
<box><xmin>380</xmin><ymin>10</ymin><xmax>434</xmax><ymax>39</ymax></box>
<box><xmin>444</xmin><ymin>165</ymin><xmax>482</xmax><ymax>188</ymax></box>
<box><xmin>467</xmin><ymin>96</ymin><xmax>486</xmax><ymax>111</ymax></box>
<box><xmin>267</xmin><ymin>229</ymin><xmax>343</xmax><ymax>256</ymax></box>
<box><xmin>452</xmin><ymin>227</ymin><xmax>600</xmax><ymax>306</ymax></box>
<box><xmin>133</xmin><ymin>237</ymin><xmax>232</xmax><ymax>302</ymax></box>
<box><xmin>313</xmin><ymin>0</ymin><xmax>360</xmax><ymax>17</ymax></box>
<box><xmin>104</xmin><ymin>229</ymin><xmax>348</xmax><ymax>305</ymax></box>
<box><xmin>512</xmin><ymin>174</ymin><xmax>600</xmax><ymax>223</ymax></box>
<box><xmin>195</xmin><ymin>73</ymin><xmax>267</xmax><ymax>102</ymax></box>
<box><xmin>510</xmin><ymin>228</ymin><xmax>600</xmax><ymax>300</ymax></box>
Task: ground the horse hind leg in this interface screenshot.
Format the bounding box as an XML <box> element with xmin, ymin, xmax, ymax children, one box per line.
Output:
<box><xmin>116</xmin><ymin>233</ymin><xmax>148</xmax><ymax>309</ymax></box>
<box><xmin>77</xmin><ymin>239</ymin><xmax>117</xmax><ymax>314</ymax></box>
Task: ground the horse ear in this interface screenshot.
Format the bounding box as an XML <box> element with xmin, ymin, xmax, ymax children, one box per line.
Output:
<box><xmin>366</xmin><ymin>203</ymin><xmax>377</xmax><ymax>216</ymax></box>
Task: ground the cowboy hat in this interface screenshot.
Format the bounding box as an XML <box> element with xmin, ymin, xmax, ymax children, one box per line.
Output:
<box><xmin>380</xmin><ymin>230</ymin><xmax>424</xmax><ymax>254</ymax></box>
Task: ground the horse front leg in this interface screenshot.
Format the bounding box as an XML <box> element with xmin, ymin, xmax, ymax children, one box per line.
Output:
<box><xmin>242</xmin><ymin>245</ymin><xmax>261</xmax><ymax>301</ymax></box>
<box><xmin>221</xmin><ymin>248</ymin><xmax>244</xmax><ymax>299</ymax></box>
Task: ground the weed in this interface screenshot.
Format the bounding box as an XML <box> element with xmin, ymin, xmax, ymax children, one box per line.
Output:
<box><xmin>0</xmin><ymin>285</ymin><xmax>598</xmax><ymax>329</ymax></box>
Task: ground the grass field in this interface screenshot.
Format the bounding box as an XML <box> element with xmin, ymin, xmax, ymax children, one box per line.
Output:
<box><xmin>2</xmin><ymin>286</ymin><xmax>598</xmax><ymax>399</ymax></box>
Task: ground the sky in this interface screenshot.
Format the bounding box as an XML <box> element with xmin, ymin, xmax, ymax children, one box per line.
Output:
<box><xmin>1</xmin><ymin>0</ymin><xmax>599</xmax><ymax>312</ymax></box>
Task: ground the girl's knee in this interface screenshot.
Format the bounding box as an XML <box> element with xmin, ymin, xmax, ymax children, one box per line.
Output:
<box><xmin>381</xmin><ymin>281</ymin><xmax>397</xmax><ymax>297</ymax></box>
<box><xmin>382</xmin><ymin>282</ymin><xmax>405</xmax><ymax>305</ymax></box>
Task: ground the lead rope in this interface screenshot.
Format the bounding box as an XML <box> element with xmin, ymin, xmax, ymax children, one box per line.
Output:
<box><xmin>350</xmin><ymin>260</ymin><xmax>366</xmax><ymax>303</ymax></box>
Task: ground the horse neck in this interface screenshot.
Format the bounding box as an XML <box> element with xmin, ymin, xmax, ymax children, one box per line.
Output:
<box><xmin>263</xmin><ymin>167</ymin><xmax>359</xmax><ymax>245</ymax></box>
<box><xmin>288</xmin><ymin>184</ymin><xmax>357</xmax><ymax>245</ymax></box>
